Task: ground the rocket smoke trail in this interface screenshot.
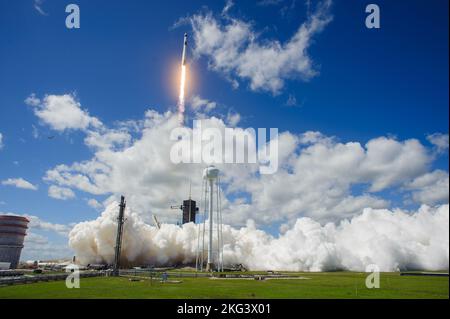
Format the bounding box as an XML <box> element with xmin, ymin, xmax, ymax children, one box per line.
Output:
<box><xmin>178</xmin><ymin>33</ymin><xmax>188</xmax><ymax>126</ymax></box>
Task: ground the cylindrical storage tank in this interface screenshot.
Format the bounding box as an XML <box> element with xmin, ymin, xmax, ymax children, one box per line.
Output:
<box><xmin>0</xmin><ymin>215</ymin><xmax>29</xmax><ymax>269</ymax></box>
<box><xmin>203</xmin><ymin>165</ymin><xmax>219</xmax><ymax>180</ymax></box>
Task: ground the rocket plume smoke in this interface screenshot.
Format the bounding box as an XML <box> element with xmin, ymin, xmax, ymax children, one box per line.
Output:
<box><xmin>178</xmin><ymin>64</ymin><xmax>186</xmax><ymax>125</ymax></box>
<box><xmin>69</xmin><ymin>203</ymin><xmax>449</xmax><ymax>271</ymax></box>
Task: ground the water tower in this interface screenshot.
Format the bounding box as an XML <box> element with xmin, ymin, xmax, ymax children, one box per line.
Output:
<box><xmin>196</xmin><ymin>166</ymin><xmax>223</xmax><ymax>272</ymax></box>
<box><xmin>0</xmin><ymin>215</ymin><xmax>29</xmax><ymax>269</ymax></box>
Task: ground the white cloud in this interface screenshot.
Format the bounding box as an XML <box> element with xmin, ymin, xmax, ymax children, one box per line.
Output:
<box><xmin>226</xmin><ymin>112</ymin><xmax>241</xmax><ymax>126</ymax></box>
<box><xmin>0</xmin><ymin>132</ymin><xmax>3</xmax><ymax>149</ymax></box>
<box><xmin>405</xmin><ymin>170</ymin><xmax>449</xmax><ymax>205</ymax></box>
<box><xmin>48</xmin><ymin>185</ymin><xmax>76</xmax><ymax>200</ymax></box>
<box><xmin>33</xmin><ymin>0</ymin><xmax>48</xmax><ymax>16</ymax></box>
<box><xmin>87</xmin><ymin>198</ymin><xmax>103</xmax><ymax>210</ymax></box>
<box><xmin>222</xmin><ymin>0</ymin><xmax>234</xmax><ymax>15</ymax></box>
<box><xmin>427</xmin><ymin>133</ymin><xmax>449</xmax><ymax>154</ymax></box>
<box><xmin>41</xmin><ymin>108</ymin><xmax>445</xmax><ymax>227</ymax></box>
<box><xmin>285</xmin><ymin>94</ymin><xmax>297</xmax><ymax>107</ymax></box>
<box><xmin>27</xmin><ymin>215</ymin><xmax>72</xmax><ymax>237</ymax></box>
<box><xmin>25</xmin><ymin>93</ymin><xmax>41</xmax><ymax>106</ymax></box>
<box><xmin>31</xmin><ymin>125</ymin><xmax>39</xmax><ymax>139</ymax></box>
<box><xmin>25</xmin><ymin>93</ymin><xmax>102</xmax><ymax>131</ymax></box>
<box><xmin>22</xmin><ymin>232</ymin><xmax>72</xmax><ymax>261</ymax></box>
<box><xmin>258</xmin><ymin>0</ymin><xmax>283</xmax><ymax>6</ymax></box>
<box><xmin>360</xmin><ymin>137</ymin><xmax>430</xmax><ymax>192</ymax></box>
<box><xmin>84</xmin><ymin>129</ymin><xmax>131</xmax><ymax>151</ymax></box>
<box><xmin>190</xmin><ymin>95</ymin><xmax>217</xmax><ymax>112</ymax></box>
<box><xmin>1</xmin><ymin>178</ymin><xmax>38</xmax><ymax>190</ymax></box>
<box><xmin>189</xmin><ymin>0</ymin><xmax>332</xmax><ymax>94</ymax></box>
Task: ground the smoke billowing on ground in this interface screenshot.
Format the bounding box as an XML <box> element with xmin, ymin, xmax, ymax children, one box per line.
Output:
<box><xmin>69</xmin><ymin>202</ymin><xmax>449</xmax><ymax>272</ymax></box>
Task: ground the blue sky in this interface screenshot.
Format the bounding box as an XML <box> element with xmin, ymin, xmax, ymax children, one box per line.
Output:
<box><xmin>0</xmin><ymin>0</ymin><xmax>448</xmax><ymax>260</ymax></box>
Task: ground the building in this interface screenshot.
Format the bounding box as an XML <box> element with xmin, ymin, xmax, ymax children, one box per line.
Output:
<box><xmin>0</xmin><ymin>215</ymin><xmax>29</xmax><ymax>269</ymax></box>
<box><xmin>182</xmin><ymin>199</ymin><xmax>198</xmax><ymax>224</ymax></box>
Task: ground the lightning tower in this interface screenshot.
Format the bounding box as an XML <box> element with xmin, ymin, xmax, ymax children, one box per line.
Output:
<box><xmin>196</xmin><ymin>166</ymin><xmax>224</xmax><ymax>272</ymax></box>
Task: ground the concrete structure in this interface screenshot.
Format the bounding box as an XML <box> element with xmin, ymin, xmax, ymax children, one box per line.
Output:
<box><xmin>0</xmin><ymin>215</ymin><xmax>29</xmax><ymax>269</ymax></box>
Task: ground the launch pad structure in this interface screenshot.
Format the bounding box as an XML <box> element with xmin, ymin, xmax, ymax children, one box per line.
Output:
<box><xmin>113</xmin><ymin>196</ymin><xmax>126</xmax><ymax>276</ymax></box>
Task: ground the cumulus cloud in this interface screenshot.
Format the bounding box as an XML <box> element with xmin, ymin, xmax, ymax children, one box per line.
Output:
<box><xmin>226</xmin><ymin>111</ymin><xmax>241</xmax><ymax>126</ymax></box>
<box><xmin>22</xmin><ymin>232</ymin><xmax>72</xmax><ymax>261</ymax></box>
<box><xmin>190</xmin><ymin>95</ymin><xmax>217</xmax><ymax>112</ymax></box>
<box><xmin>69</xmin><ymin>202</ymin><xmax>449</xmax><ymax>271</ymax></box>
<box><xmin>0</xmin><ymin>132</ymin><xmax>3</xmax><ymax>149</ymax></box>
<box><xmin>87</xmin><ymin>198</ymin><xmax>103</xmax><ymax>210</ymax></box>
<box><xmin>84</xmin><ymin>129</ymin><xmax>131</xmax><ymax>151</ymax></box>
<box><xmin>27</xmin><ymin>215</ymin><xmax>72</xmax><ymax>237</ymax></box>
<box><xmin>39</xmin><ymin>108</ymin><xmax>447</xmax><ymax>227</ymax></box>
<box><xmin>241</xmin><ymin>134</ymin><xmax>432</xmax><ymax>223</ymax></box>
<box><xmin>188</xmin><ymin>0</ymin><xmax>332</xmax><ymax>94</ymax></box>
<box><xmin>405</xmin><ymin>170</ymin><xmax>449</xmax><ymax>205</ymax></box>
<box><xmin>24</xmin><ymin>91</ymin><xmax>448</xmax><ymax>267</ymax></box>
<box><xmin>25</xmin><ymin>93</ymin><xmax>102</xmax><ymax>131</ymax></box>
<box><xmin>48</xmin><ymin>185</ymin><xmax>76</xmax><ymax>200</ymax></box>
<box><xmin>427</xmin><ymin>133</ymin><xmax>449</xmax><ymax>154</ymax></box>
<box><xmin>1</xmin><ymin>178</ymin><xmax>38</xmax><ymax>190</ymax></box>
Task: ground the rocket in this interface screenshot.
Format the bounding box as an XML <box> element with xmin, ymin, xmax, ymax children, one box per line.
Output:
<box><xmin>181</xmin><ymin>33</ymin><xmax>187</xmax><ymax>66</ymax></box>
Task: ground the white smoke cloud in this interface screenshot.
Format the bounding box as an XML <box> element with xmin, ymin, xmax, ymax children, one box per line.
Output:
<box><xmin>188</xmin><ymin>0</ymin><xmax>333</xmax><ymax>94</ymax></box>
<box><xmin>69</xmin><ymin>202</ymin><xmax>449</xmax><ymax>271</ymax></box>
<box><xmin>26</xmin><ymin>93</ymin><xmax>448</xmax><ymax>269</ymax></box>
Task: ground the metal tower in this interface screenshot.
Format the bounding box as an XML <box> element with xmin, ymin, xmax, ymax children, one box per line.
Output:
<box><xmin>196</xmin><ymin>166</ymin><xmax>224</xmax><ymax>272</ymax></box>
<box><xmin>113</xmin><ymin>196</ymin><xmax>126</xmax><ymax>276</ymax></box>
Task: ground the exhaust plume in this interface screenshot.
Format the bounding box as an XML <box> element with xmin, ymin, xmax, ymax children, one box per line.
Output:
<box><xmin>178</xmin><ymin>33</ymin><xmax>188</xmax><ymax>125</ymax></box>
<box><xmin>178</xmin><ymin>64</ymin><xmax>186</xmax><ymax>125</ymax></box>
<box><xmin>69</xmin><ymin>203</ymin><xmax>449</xmax><ymax>271</ymax></box>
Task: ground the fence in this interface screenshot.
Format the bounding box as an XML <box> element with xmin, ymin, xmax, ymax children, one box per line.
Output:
<box><xmin>0</xmin><ymin>271</ymin><xmax>103</xmax><ymax>286</ymax></box>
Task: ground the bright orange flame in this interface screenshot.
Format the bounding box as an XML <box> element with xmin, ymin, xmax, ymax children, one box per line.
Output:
<box><xmin>178</xmin><ymin>65</ymin><xmax>186</xmax><ymax>125</ymax></box>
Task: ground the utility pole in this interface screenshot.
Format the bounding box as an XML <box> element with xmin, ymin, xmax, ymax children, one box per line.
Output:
<box><xmin>113</xmin><ymin>195</ymin><xmax>126</xmax><ymax>276</ymax></box>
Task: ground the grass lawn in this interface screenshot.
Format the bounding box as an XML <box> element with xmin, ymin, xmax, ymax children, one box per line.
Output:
<box><xmin>0</xmin><ymin>272</ymin><xmax>448</xmax><ymax>299</ymax></box>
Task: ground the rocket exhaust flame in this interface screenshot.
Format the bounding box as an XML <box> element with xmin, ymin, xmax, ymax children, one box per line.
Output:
<box><xmin>178</xmin><ymin>65</ymin><xmax>186</xmax><ymax>125</ymax></box>
<box><xmin>178</xmin><ymin>33</ymin><xmax>188</xmax><ymax>126</ymax></box>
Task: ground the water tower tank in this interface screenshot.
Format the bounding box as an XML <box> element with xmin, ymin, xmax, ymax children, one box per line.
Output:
<box><xmin>0</xmin><ymin>215</ymin><xmax>29</xmax><ymax>269</ymax></box>
<box><xmin>203</xmin><ymin>165</ymin><xmax>219</xmax><ymax>180</ymax></box>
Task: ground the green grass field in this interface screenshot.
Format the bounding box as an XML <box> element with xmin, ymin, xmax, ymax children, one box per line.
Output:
<box><xmin>0</xmin><ymin>272</ymin><xmax>448</xmax><ymax>299</ymax></box>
